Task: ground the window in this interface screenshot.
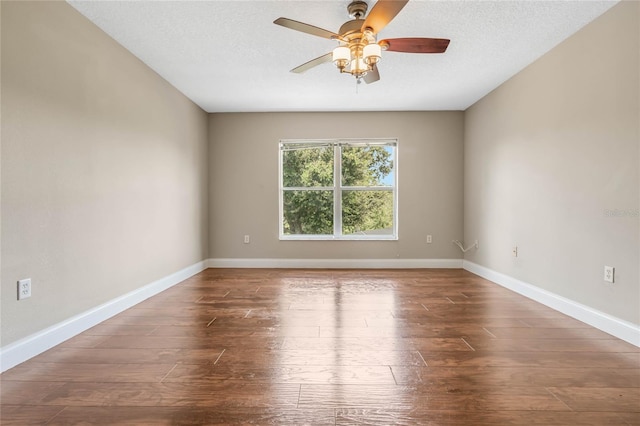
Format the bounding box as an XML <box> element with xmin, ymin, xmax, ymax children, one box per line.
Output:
<box><xmin>279</xmin><ymin>139</ymin><xmax>397</xmax><ymax>240</ymax></box>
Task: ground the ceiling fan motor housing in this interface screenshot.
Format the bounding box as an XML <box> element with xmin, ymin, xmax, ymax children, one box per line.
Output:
<box><xmin>338</xmin><ymin>19</ymin><xmax>367</xmax><ymax>39</ymax></box>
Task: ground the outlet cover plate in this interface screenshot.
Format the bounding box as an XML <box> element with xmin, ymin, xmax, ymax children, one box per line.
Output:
<box><xmin>18</xmin><ymin>278</ymin><xmax>32</xmax><ymax>300</ymax></box>
<box><xmin>604</xmin><ymin>266</ymin><xmax>614</xmax><ymax>283</ymax></box>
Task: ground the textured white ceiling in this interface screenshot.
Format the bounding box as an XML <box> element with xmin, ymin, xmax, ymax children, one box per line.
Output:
<box><xmin>67</xmin><ymin>0</ymin><xmax>617</xmax><ymax>112</ymax></box>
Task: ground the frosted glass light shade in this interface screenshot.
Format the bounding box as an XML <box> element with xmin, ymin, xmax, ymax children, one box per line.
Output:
<box><xmin>332</xmin><ymin>46</ymin><xmax>351</xmax><ymax>64</ymax></box>
<box><xmin>363</xmin><ymin>43</ymin><xmax>381</xmax><ymax>64</ymax></box>
<box><xmin>350</xmin><ymin>57</ymin><xmax>367</xmax><ymax>73</ymax></box>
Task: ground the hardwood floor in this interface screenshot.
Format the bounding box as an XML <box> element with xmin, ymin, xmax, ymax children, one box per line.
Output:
<box><xmin>1</xmin><ymin>268</ymin><xmax>638</xmax><ymax>425</ymax></box>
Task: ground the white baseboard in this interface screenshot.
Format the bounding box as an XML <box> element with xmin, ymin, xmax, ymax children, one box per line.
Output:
<box><xmin>4</xmin><ymin>258</ymin><xmax>635</xmax><ymax>373</ymax></box>
<box><xmin>0</xmin><ymin>260</ymin><xmax>207</xmax><ymax>373</ymax></box>
<box><xmin>206</xmin><ymin>258</ymin><xmax>463</xmax><ymax>269</ymax></box>
<box><xmin>463</xmin><ymin>260</ymin><xmax>640</xmax><ymax>347</ymax></box>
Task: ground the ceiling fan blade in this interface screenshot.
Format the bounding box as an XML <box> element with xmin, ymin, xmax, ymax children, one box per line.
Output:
<box><xmin>274</xmin><ymin>17</ymin><xmax>339</xmax><ymax>40</ymax></box>
<box><xmin>361</xmin><ymin>0</ymin><xmax>409</xmax><ymax>35</ymax></box>
<box><xmin>291</xmin><ymin>53</ymin><xmax>333</xmax><ymax>74</ymax></box>
<box><xmin>379</xmin><ymin>37</ymin><xmax>450</xmax><ymax>53</ymax></box>
<box><xmin>363</xmin><ymin>65</ymin><xmax>380</xmax><ymax>84</ymax></box>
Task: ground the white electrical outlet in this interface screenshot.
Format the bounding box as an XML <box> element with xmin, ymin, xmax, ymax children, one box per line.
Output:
<box><xmin>604</xmin><ymin>266</ymin><xmax>614</xmax><ymax>283</ymax></box>
<box><xmin>17</xmin><ymin>278</ymin><xmax>32</xmax><ymax>300</ymax></box>
<box><xmin>244</xmin><ymin>235</ymin><xmax>250</xmax><ymax>244</ymax></box>
<box><xmin>426</xmin><ymin>235</ymin><xmax>432</xmax><ymax>244</ymax></box>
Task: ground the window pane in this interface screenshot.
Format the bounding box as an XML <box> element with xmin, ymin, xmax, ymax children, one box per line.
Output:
<box><xmin>341</xmin><ymin>145</ymin><xmax>394</xmax><ymax>187</ymax></box>
<box><xmin>283</xmin><ymin>190</ymin><xmax>333</xmax><ymax>235</ymax></box>
<box><xmin>282</xmin><ymin>144</ymin><xmax>334</xmax><ymax>187</ymax></box>
<box><xmin>342</xmin><ymin>190</ymin><xmax>394</xmax><ymax>235</ymax></box>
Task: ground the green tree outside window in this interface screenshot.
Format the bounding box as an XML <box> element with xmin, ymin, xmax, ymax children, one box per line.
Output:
<box><xmin>280</xmin><ymin>140</ymin><xmax>396</xmax><ymax>239</ymax></box>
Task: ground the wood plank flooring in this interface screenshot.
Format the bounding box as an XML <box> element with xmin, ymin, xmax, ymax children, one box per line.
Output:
<box><xmin>1</xmin><ymin>268</ymin><xmax>638</xmax><ymax>425</ymax></box>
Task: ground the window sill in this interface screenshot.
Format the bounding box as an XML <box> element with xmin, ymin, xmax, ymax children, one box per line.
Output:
<box><xmin>279</xmin><ymin>235</ymin><xmax>398</xmax><ymax>241</ymax></box>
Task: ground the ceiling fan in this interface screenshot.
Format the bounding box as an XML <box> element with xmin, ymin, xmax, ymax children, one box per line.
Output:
<box><xmin>274</xmin><ymin>0</ymin><xmax>450</xmax><ymax>84</ymax></box>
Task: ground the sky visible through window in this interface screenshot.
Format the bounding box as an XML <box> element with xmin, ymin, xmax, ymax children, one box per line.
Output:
<box><xmin>381</xmin><ymin>146</ymin><xmax>394</xmax><ymax>186</ymax></box>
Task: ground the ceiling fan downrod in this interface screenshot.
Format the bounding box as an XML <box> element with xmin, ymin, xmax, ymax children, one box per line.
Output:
<box><xmin>347</xmin><ymin>1</ymin><xmax>368</xmax><ymax>19</ymax></box>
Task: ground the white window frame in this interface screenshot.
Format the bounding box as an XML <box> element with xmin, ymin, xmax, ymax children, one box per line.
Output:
<box><xmin>279</xmin><ymin>138</ymin><xmax>398</xmax><ymax>241</ymax></box>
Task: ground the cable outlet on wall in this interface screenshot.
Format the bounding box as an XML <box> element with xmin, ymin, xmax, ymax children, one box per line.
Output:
<box><xmin>604</xmin><ymin>266</ymin><xmax>614</xmax><ymax>283</ymax></box>
<box><xmin>426</xmin><ymin>234</ymin><xmax>432</xmax><ymax>244</ymax></box>
<box><xmin>512</xmin><ymin>246</ymin><xmax>518</xmax><ymax>257</ymax></box>
<box><xmin>243</xmin><ymin>235</ymin><xmax>250</xmax><ymax>244</ymax></box>
<box><xmin>17</xmin><ymin>278</ymin><xmax>32</xmax><ymax>300</ymax></box>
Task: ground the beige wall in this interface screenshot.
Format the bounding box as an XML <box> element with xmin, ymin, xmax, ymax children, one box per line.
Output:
<box><xmin>464</xmin><ymin>2</ymin><xmax>639</xmax><ymax>324</ymax></box>
<box><xmin>208</xmin><ymin>112</ymin><xmax>464</xmax><ymax>260</ymax></box>
<box><xmin>1</xmin><ymin>1</ymin><xmax>209</xmax><ymax>346</ymax></box>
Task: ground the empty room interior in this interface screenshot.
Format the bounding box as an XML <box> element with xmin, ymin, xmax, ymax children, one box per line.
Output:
<box><xmin>1</xmin><ymin>0</ymin><xmax>639</xmax><ymax>424</ymax></box>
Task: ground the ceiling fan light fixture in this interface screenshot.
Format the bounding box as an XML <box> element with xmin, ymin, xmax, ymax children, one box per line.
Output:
<box><xmin>332</xmin><ymin>46</ymin><xmax>351</xmax><ymax>71</ymax></box>
<box><xmin>363</xmin><ymin>43</ymin><xmax>381</xmax><ymax>65</ymax></box>
<box><xmin>349</xmin><ymin>57</ymin><xmax>368</xmax><ymax>75</ymax></box>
